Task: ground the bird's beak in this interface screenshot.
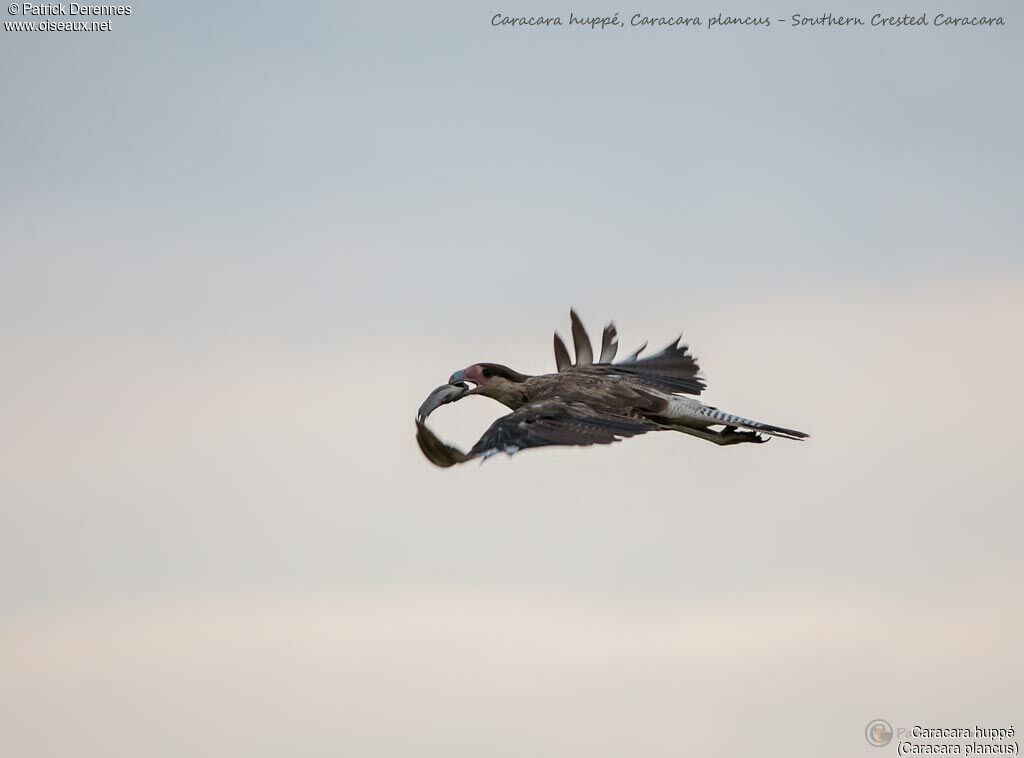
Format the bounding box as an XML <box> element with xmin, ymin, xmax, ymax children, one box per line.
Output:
<box><xmin>448</xmin><ymin>370</ymin><xmax>466</xmax><ymax>385</ymax></box>
<box><xmin>417</xmin><ymin>381</ymin><xmax>469</xmax><ymax>422</ymax></box>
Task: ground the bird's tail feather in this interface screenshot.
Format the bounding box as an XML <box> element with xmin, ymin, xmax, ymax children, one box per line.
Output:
<box><xmin>711</xmin><ymin>410</ymin><xmax>809</xmax><ymax>440</ymax></box>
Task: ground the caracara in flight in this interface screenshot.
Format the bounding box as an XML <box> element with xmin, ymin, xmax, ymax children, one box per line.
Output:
<box><xmin>415</xmin><ymin>311</ymin><xmax>808</xmax><ymax>467</ymax></box>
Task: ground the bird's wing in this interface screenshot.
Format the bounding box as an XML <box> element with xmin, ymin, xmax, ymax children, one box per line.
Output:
<box><xmin>416</xmin><ymin>402</ymin><xmax>659</xmax><ymax>466</ymax></box>
<box><xmin>415</xmin><ymin>419</ymin><xmax>471</xmax><ymax>467</ymax></box>
<box><xmin>613</xmin><ymin>336</ymin><xmax>705</xmax><ymax>395</ymax></box>
<box><xmin>552</xmin><ymin>311</ymin><xmax>705</xmax><ymax>394</ymax></box>
<box><xmin>470</xmin><ymin>401</ymin><xmax>658</xmax><ymax>458</ymax></box>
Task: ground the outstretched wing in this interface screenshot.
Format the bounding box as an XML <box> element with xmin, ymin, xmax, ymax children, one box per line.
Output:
<box><xmin>416</xmin><ymin>402</ymin><xmax>659</xmax><ymax>467</ymax></box>
<box><xmin>415</xmin><ymin>419</ymin><xmax>471</xmax><ymax>468</ymax></box>
<box><xmin>552</xmin><ymin>310</ymin><xmax>706</xmax><ymax>395</ymax></box>
<box><xmin>470</xmin><ymin>401</ymin><xmax>659</xmax><ymax>458</ymax></box>
<box><xmin>613</xmin><ymin>336</ymin><xmax>705</xmax><ymax>395</ymax></box>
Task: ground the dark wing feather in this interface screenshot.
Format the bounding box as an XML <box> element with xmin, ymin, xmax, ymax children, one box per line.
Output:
<box><xmin>615</xmin><ymin>336</ymin><xmax>705</xmax><ymax>395</ymax></box>
<box><xmin>415</xmin><ymin>419</ymin><xmax>470</xmax><ymax>467</ymax></box>
<box><xmin>621</xmin><ymin>341</ymin><xmax>647</xmax><ymax>362</ymax></box>
<box><xmin>553</xmin><ymin>332</ymin><xmax>572</xmax><ymax>372</ymax></box>
<box><xmin>467</xmin><ymin>401</ymin><xmax>658</xmax><ymax>459</ymax></box>
<box><xmin>569</xmin><ymin>309</ymin><xmax>593</xmax><ymax>366</ymax></box>
<box><xmin>599</xmin><ymin>322</ymin><xmax>618</xmax><ymax>363</ymax></box>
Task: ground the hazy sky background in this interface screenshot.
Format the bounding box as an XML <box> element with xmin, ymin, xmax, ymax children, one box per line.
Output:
<box><xmin>2</xmin><ymin>2</ymin><xmax>1022</xmax><ymax>756</ymax></box>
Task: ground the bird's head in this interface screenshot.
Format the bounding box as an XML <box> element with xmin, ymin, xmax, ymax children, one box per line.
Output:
<box><xmin>448</xmin><ymin>363</ymin><xmax>530</xmax><ymax>408</ymax></box>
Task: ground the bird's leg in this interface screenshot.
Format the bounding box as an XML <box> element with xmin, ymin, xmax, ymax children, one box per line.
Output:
<box><xmin>670</xmin><ymin>424</ymin><xmax>767</xmax><ymax>446</ymax></box>
<box><xmin>718</xmin><ymin>426</ymin><xmax>769</xmax><ymax>445</ymax></box>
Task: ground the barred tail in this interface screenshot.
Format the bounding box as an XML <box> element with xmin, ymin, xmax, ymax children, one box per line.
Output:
<box><xmin>704</xmin><ymin>408</ymin><xmax>809</xmax><ymax>440</ymax></box>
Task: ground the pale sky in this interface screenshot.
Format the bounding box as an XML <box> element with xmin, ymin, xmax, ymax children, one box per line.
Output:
<box><xmin>1</xmin><ymin>2</ymin><xmax>1022</xmax><ymax>756</ymax></box>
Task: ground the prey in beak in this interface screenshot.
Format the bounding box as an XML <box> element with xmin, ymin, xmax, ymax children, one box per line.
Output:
<box><xmin>417</xmin><ymin>381</ymin><xmax>469</xmax><ymax>422</ymax></box>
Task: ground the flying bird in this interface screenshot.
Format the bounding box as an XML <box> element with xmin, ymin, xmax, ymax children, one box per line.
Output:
<box><xmin>415</xmin><ymin>311</ymin><xmax>808</xmax><ymax>467</ymax></box>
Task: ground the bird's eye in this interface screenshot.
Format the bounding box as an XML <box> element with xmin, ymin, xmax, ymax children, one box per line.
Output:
<box><xmin>481</xmin><ymin>367</ymin><xmax>494</xmax><ymax>378</ymax></box>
